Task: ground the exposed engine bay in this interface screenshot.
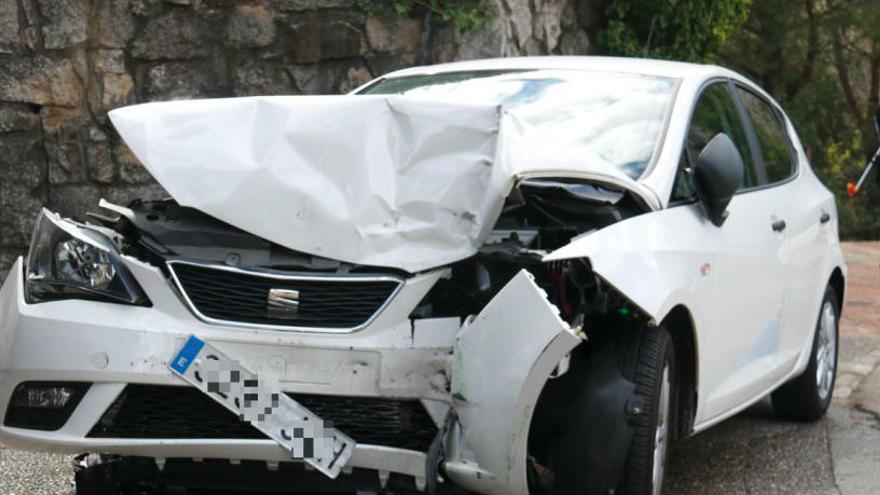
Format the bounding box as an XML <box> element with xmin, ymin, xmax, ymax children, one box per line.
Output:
<box><xmin>90</xmin><ymin>177</ymin><xmax>648</xmax><ymax>330</ymax></box>
<box><xmin>411</xmin><ymin>177</ymin><xmax>648</xmax><ymax>326</ymax></box>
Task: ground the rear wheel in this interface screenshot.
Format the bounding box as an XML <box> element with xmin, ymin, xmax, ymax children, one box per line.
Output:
<box><xmin>771</xmin><ymin>285</ymin><xmax>839</xmax><ymax>421</ymax></box>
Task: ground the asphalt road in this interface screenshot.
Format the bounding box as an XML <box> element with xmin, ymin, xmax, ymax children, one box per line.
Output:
<box><xmin>3</xmin><ymin>242</ymin><xmax>880</xmax><ymax>495</ymax></box>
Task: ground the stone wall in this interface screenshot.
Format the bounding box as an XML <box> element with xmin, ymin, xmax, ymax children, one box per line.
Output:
<box><xmin>0</xmin><ymin>0</ymin><xmax>597</xmax><ymax>280</ymax></box>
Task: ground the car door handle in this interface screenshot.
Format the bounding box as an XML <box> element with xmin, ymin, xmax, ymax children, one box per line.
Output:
<box><xmin>771</xmin><ymin>219</ymin><xmax>787</xmax><ymax>232</ymax></box>
<box><xmin>820</xmin><ymin>212</ymin><xmax>831</xmax><ymax>224</ymax></box>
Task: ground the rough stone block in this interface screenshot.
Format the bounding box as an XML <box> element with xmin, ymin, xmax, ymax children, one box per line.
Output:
<box><xmin>454</xmin><ymin>0</ymin><xmax>510</xmax><ymax>60</ymax></box>
<box><xmin>47</xmin><ymin>184</ymin><xmax>101</xmax><ymax>222</ymax></box>
<box><xmin>226</xmin><ymin>5</ymin><xmax>277</xmax><ymax>48</ymax></box>
<box><xmin>287</xmin><ymin>63</ymin><xmax>336</xmax><ymax>95</ymax></box>
<box><xmin>273</xmin><ymin>0</ymin><xmax>313</xmax><ymax>11</ymax></box>
<box><xmin>0</xmin><ymin>57</ymin><xmax>84</xmax><ymax>107</ymax></box>
<box><xmin>41</xmin><ymin>107</ymin><xmax>88</xmax><ymax>185</ymax></box>
<box><xmin>100</xmin><ymin>73</ymin><xmax>136</xmax><ymax>111</ymax></box>
<box><xmin>232</xmin><ymin>60</ymin><xmax>295</xmax><ymax>96</ymax></box>
<box><xmin>339</xmin><ymin>64</ymin><xmax>373</xmax><ymax>93</ymax></box>
<box><xmin>315</xmin><ymin>0</ymin><xmax>354</xmax><ymax>6</ymax></box>
<box><xmin>93</xmin><ymin>50</ymin><xmax>127</xmax><ymax>73</ymax></box>
<box><xmin>133</xmin><ymin>11</ymin><xmax>211</xmax><ymax>60</ymax></box>
<box><xmin>130</xmin><ymin>0</ymin><xmax>164</xmax><ymax>17</ymax></box>
<box><xmin>274</xmin><ymin>0</ymin><xmax>355</xmax><ymax>11</ymax></box>
<box><xmin>115</xmin><ymin>142</ymin><xmax>155</xmax><ymax>185</ymax></box>
<box><xmin>287</xmin><ymin>11</ymin><xmax>366</xmax><ymax>63</ymax></box>
<box><xmin>93</xmin><ymin>0</ymin><xmax>136</xmax><ymax>48</ymax></box>
<box><xmin>0</xmin><ymin>104</ymin><xmax>41</xmax><ymax>133</ymax></box>
<box><xmin>37</xmin><ymin>0</ymin><xmax>88</xmax><ymax>49</ymax></box>
<box><xmin>559</xmin><ymin>28</ymin><xmax>590</xmax><ymax>55</ymax></box>
<box><xmin>505</xmin><ymin>0</ymin><xmax>532</xmax><ymax>49</ymax></box>
<box><xmin>0</xmin><ymin>132</ymin><xmax>45</xmax><ymax>189</ymax></box>
<box><xmin>0</xmin><ymin>0</ymin><xmax>19</xmax><ymax>54</ymax></box>
<box><xmin>144</xmin><ymin>61</ymin><xmax>220</xmax><ymax>101</ymax></box>
<box><xmin>101</xmin><ymin>184</ymin><xmax>168</xmax><ymax>207</ymax></box>
<box><xmin>0</xmin><ymin>183</ymin><xmax>42</xmax><ymax>247</ymax></box>
<box><xmin>288</xmin><ymin>60</ymin><xmax>370</xmax><ymax>95</ymax></box>
<box><xmin>86</xmin><ymin>127</ymin><xmax>115</xmax><ymax>184</ymax></box>
<box><xmin>365</xmin><ymin>52</ymin><xmax>415</xmax><ymax>77</ymax></box>
<box><xmin>427</xmin><ymin>26</ymin><xmax>457</xmax><ymax>64</ymax></box>
<box><xmin>365</xmin><ymin>13</ymin><xmax>421</xmax><ymax>54</ymax></box>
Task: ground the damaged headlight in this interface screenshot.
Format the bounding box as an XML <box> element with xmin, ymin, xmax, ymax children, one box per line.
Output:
<box><xmin>25</xmin><ymin>209</ymin><xmax>148</xmax><ymax>305</ymax></box>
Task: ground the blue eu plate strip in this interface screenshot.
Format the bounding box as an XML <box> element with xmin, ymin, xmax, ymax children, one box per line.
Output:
<box><xmin>170</xmin><ymin>335</ymin><xmax>205</xmax><ymax>375</ymax></box>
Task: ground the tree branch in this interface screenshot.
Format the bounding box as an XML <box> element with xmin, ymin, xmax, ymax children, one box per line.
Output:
<box><xmin>869</xmin><ymin>39</ymin><xmax>880</xmax><ymax>120</ymax></box>
<box><xmin>833</xmin><ymin>29</ymin><xmax>863</xmax><ymax>121</ymax></box>
<box><xmin>718</xmin><ymin>52</ymin><xmax>764</xmax><ymax>81</ymax></box>
<box><xmin>785</xmin><ymin>0</ymin><xmax>819</xmax><ymax>101</ymax></box>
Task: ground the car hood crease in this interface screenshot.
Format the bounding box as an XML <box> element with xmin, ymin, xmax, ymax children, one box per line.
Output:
<box><xmin>109</xmin><ymin>95</ymin><xmax>655</xmax><ymax>273</ymax></box>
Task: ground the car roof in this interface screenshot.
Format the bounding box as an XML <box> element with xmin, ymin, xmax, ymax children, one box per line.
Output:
<box><xmin>380</xmin><ymin>56</ymin><xmax>728</xmax><ymax>82</ymax></box>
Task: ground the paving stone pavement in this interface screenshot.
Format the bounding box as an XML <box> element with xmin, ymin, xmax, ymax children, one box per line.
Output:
<box><xmin>2</xmin><ymin>242</ymin><xmax>880</xmax><ymax>494</ymax></box>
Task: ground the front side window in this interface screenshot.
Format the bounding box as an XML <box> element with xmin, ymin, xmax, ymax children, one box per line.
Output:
<box><xmin>686</xmin><ymin>82</ymin><xmax>758</xmax><ymax>190</ymax></box>
<box><xmin>736</xmin><ymin>88</ymin><xmax>796</xmax><ymax>184</ymax></box>
<box><xmin>362</xmin><ymin>70</ymin><xmax>679</xmax><ymax>180</ymax></box>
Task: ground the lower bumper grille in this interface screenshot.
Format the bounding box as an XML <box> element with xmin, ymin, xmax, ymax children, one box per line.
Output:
<box><xmin>87</xmin><ymin>385</ymin><xmax>438</xmax><ymax>452</ymax></box>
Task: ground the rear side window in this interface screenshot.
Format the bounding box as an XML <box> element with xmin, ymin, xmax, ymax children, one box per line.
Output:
<box><xmin>736</xmin><ymin>88</ymin><xmax>796</xmax><ymax>184</ymax></box>
<box><xmin>687</xmin><ymin>83</ymin><xmax>758</xmax><ymax>190</ymax></box>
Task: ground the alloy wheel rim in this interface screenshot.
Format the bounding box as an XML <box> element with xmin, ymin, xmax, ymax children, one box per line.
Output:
<box><xmin>816</xmin><ymin>301</ymin><xmax>837</xmax><ymax>401</ymax></box>
<box><xmin>652</xmin><ymin>363</ymin><xmax>671</xmax><ymax>495</ymax></box>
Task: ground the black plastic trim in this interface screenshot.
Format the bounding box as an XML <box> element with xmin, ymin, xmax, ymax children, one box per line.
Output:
<box><xmin>4</xmin><ymin>381</ymin><xmax>90</xmax><ymax>431</ymax></box>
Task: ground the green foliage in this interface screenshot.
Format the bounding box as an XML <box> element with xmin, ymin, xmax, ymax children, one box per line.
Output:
<box><xmin>598</xmin><ymin>0</ymin><xmax>752</xmax><ymax>62</ymax></box>
<box><xmin>721</xmin><ymin>0</ymin><xmax>880</xmax><ymax>239</ymax></box>
<box><xmin>356</xmin><ymin>0</ymin><xmax>490</xmax><ymax>32</ymax></box>
<box><xmin>598</xmin><ymin>0</ymin><xmax>880</xmax><ymax>239</ymax></box>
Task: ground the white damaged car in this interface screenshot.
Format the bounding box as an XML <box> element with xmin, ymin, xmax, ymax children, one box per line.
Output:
<box><xmin>0</xmin><ymin>57</ymin><xmax>845</xmax><ymax>495</ymax></box>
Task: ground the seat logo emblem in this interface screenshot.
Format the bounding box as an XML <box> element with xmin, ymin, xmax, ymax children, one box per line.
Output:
<box><xmin>267</xmin><ymin>288</ymin><xmax>300</xmax><ymax>317</ymax></box>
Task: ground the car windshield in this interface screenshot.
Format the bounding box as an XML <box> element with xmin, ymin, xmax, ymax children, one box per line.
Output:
<box><xmin>361</xmin><ymin>69</ymin><xmax>679</xmax><ymax>179</ymax></box>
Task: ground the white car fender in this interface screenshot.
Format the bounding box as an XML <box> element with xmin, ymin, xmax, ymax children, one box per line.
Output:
<box><xmin>446</xmin><ymin>270</ymin><xmax>582</xmax><ymax>495</ymax></box>
<box><xmin>791</xmin><ymin>238</ymin><xmax>847</xmax><ymax>376</ymax></box>
<box><xmin>543</xmin><ymin>204</ymin><xmax>715</xmax><ymax>328</ymax></box>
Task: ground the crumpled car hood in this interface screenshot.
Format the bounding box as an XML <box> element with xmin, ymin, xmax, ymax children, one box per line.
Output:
<box><xmin>110</xmin><ymin>95</ymin><xmax>655</xmax><ymax>273</ymax></box>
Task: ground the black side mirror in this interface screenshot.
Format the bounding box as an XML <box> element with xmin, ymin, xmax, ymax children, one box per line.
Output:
<box><xmin>693</xmin><ymin>133</ymin><xmax>744</xmax><ymax>227</ymax></box>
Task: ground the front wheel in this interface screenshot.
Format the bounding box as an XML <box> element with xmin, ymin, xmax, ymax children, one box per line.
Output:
<box><xmin>619</xmin><ymin>326</ymin><xmax>676</xmax><ymax>495</ymax></box>
<box><xmin>536</xmin><ymin>325</ymin><xmax>676</xmax><ymax>495</ymax></box>
<box><xmin>771</xmin><ymin>285</ymin><xmax>839</xmax><ymax>421</ymax></box>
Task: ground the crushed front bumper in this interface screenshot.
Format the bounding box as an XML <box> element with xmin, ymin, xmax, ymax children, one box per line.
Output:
<box><xmin>0</xmin><ymin>256</ymin><xmax>580</xmax><ymax>494</ymax></box>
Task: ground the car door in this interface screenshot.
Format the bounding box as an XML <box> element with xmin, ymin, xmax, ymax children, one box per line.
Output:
<box><xmin>685</xmin><ymin>81</ymin><xmax>791</xmax><ymax>422</ymax></box>
<box><xmin>733</xmin><ymin>86</ymin><xmax>823</xmax><ymax>366</ymax></box>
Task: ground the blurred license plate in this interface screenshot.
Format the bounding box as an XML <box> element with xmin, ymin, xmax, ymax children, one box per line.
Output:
<box><xmin>169</xmin><ymin>335</ymin><xmax>355</xmax><ymax>478</ymax></box>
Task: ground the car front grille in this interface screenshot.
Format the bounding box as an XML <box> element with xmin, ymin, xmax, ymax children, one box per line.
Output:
<box><xmin>168</xmin><ymin>262</ymin><xmax>401</xmax><ymax>330</ymax></box>
<box><xmin>87</xmin><ymin>385</ymin><xmax>439</xmax><ymax>452</ymax></box>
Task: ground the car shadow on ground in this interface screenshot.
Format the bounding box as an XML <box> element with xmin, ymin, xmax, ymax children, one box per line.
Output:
<box><xmin>664</xmin><ymin>398</ymin><xmax>837</xmax><ymax>494</ymax></box>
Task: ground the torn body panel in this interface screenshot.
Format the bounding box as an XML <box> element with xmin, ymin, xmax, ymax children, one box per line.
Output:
<box><xmin>447</xmin><ymin>270</ymin><xmax>581</xmax><ymax>495</ymax></box>
<box><xmin>544</xmin><ymin>204</ymin><xmax>714</xmax><ymax>325</ymax></box>
<box><xmin>109</xmin><ymin>96</ymin><xmax>657</xmax><ymax>273</ymax></box>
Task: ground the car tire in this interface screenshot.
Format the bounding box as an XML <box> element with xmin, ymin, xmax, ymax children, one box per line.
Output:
<box><xmin>771</xmin><ymin>285</ymin><xmax>839</xmax><ymax>421</ymax></box>
<box><xmin>618</xmin><ymin>325</ymin><xmax>676</xmax><ymax>495</ymax></box>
